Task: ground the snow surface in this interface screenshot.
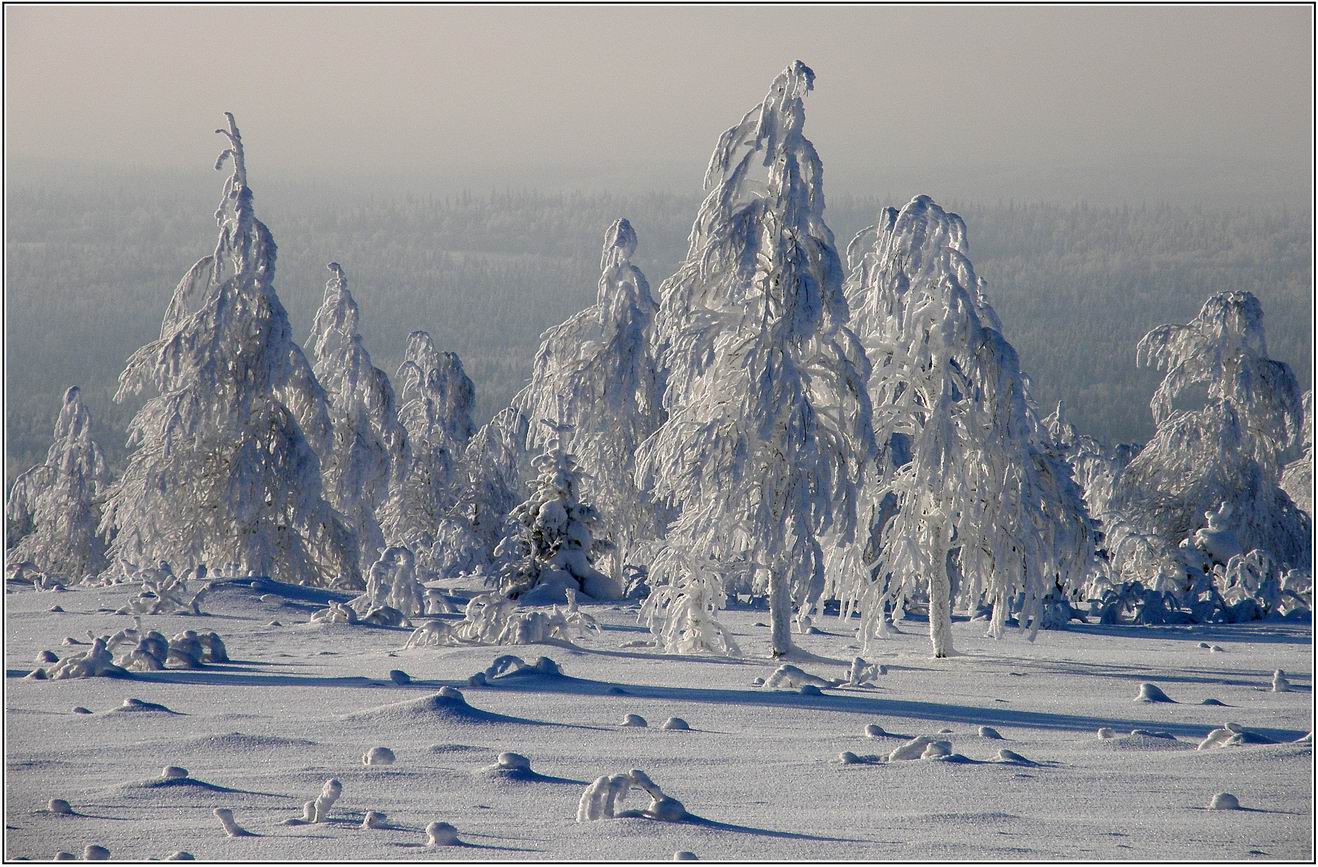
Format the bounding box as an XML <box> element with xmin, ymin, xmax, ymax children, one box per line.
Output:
<box><xmin>4</xmin><ymin>578</ymin><xmax>1311</xmax><ymax>860</ymax></box>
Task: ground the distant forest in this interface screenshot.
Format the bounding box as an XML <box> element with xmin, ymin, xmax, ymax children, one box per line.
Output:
<box><xmin>6</xmin><ymin>164</ymin><xmax>1312</xmax><ymax>482</ymax></box>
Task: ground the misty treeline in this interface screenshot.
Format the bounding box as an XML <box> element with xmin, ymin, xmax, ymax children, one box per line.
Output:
<box><xmin>5</xmin><ymin>164</ymin><xmax>1311</xmax><ymax>482</ymax></box>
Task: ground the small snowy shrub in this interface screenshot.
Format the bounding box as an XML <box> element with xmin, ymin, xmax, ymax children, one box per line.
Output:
<box><xmin>403</xmin><ymin>590</ymin><xmax>599</xmax><ymax>648</ymax></box>
<box><xmin>121</xmin><ymin>563</ymin><xmax>210</xmax><ymax>615</ymax></box>
<box><xmin>577</xmin><ymin>769</ymin><xmax>687</xmax><ymax>822</ymax></box>
<box><xmin>639</xmin><ymin>547</ymin><xmax>740</xmax><ymax>656</ymax></box>
<box><xmin>351</xmin><ymin>546</ymin><xmax>426</xmax><ymax>620</ymax></box>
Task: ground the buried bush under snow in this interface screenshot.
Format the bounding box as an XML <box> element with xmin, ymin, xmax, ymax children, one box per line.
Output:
<box><xmin>404</xmin><ymin>590</ymin><xmax>599</xmax><ymax>648</ymax></box>
<box><xmin>577</xmin><ymin>769</ymin><xmax>687</xmax><ymax>822</ymax></box>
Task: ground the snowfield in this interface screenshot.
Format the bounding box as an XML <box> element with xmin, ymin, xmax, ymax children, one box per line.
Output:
<box><xmin>5</xmin><ymin>579</ymin><xmax>1311</xmax><ymax>861</ymax></box>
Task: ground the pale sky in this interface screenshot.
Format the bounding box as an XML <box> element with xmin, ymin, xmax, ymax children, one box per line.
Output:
<box><xmin>5</xmin><ymin>4</ymin><xmax>1314</xmax><ymax>202</ymax></box>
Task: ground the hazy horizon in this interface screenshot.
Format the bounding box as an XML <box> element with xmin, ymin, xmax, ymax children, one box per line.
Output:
<box><xmin>5</xmin><ymin>5</ymin><xmax>1314</xmax><ymax>207</ymax></box>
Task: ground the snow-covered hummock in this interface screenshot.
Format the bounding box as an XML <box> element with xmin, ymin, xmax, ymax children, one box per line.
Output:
<box><xmin>1280</xmin><ymin>390</ymin><xmax>1313</xmax><ymax>518</ymax></box>
<box><xmin>638</xmin><ymin>60</ymin><xmax>876</xmax><ymax>658</ymax></box>
<box><xmin>99</xmin><ymin>114</ymin><xmax>359</xmax><ymax>589</ymax></box>
<box><xmin>513</xmin><ymin>219</ymin><xmax>665</xmax><ymax>580</ymax></box>
<box><xmin>1111</xmin><ymin>292</ymin><xmax>1310</xmax><ymax>574</ymax></box>
<box><xmin>495</xmin><ymin>419</ymin><xmax>617</xmax><ymax>604</ymax></box>
<box><xmin>5</xmin><ymin>386</ymin><xmax>110</xmax><ymax>584</ymax></box>
<box><xmin>840</xmin><ymin>195</ymin><xmax>1097</xmax><ymax>657</ymax></box>
<box><xmin>307</xmin><ymin>262</ymin><xmax>408</xmax><ymax>568</ymax></box>
<box><xmin>380</xmin><ymin>331</ymin><xmax>476</xmax><ymax>577</ymax></box>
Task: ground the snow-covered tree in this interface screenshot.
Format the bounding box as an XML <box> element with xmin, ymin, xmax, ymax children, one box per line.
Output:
<box><xmin>380</xmin><ymin>331</ymin><xmax>475</xmax><ymax>573</ymax></box>
<box><xmin>5</xmin><ymin>386</ymin><xmax>109</xmax><ymax>582</ymax></box>
<box><xmin>515</xmin><ymin>218</ymin><xmax>665</xmax><ymax>578</ymax></box>
<box><xmin>1110</xmin><ymin>291</ymin><xmax>1309</xmax><ymax>573</ymax></box>
<box><xmin>100</xmin><ymin>114</ymin><xmax>359</xmax><ymax>588</ymax></box>
<box><xmin>638</xmin><ymin>61</ymin><xmax>876</xmax><ymax>657</ymax></box>
<box><xmin>840</xmin><ymin>195</ymin><xmax>1098</xmax><ymax>657</ymax></box>
<box><xmin>495</xmin><ymin>419</ymin><xmax>617</xmax><ymax>604</ymax></box>
<box><xmin>306</xmin><ymin>262</ymin><xmax>408</xmax><ymax>567</ymax></box>
<box><xmin>456</xmin><ymin>406</ymin><xmax>531</xmax><ymax>560</ymax></box>
<box><xmin>1280</xmin><ymin>390</ymin><xmax>1313</xmax><ymax>518</ymax></box>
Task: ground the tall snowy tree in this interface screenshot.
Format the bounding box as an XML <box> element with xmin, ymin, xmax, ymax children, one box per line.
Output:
<box><xmin>101</xmin><ymin>114</ymin><xmax>359</xmax><ymax>587</ymax></box>
<box><xmin>515</xmin><ymin>218</ymin><xmax>664</xmax><ymax>578</ymax></box>
<box><xmin>380</xmin><ymin>330</ymin><xmax>476</xmax><ymax>573</ymax></box>
<box><xmin>638</xmin><ymin>61</ymin><xmax>876</xmax><ymax>657</ymax></box>
<box><xmin>457</xmin><ymin>406</ymin><xmax>531</xmax><ymax>559</ymax></box>
<box><xmin>840</xmin><ymin>196</ymin><xmax>1098</xmax><ymax>657</ymax></box>
<box><xmin>1110</xmin><ymin>291</ymin><xmax>1309</xmax><ymax>573</ymax></box>
<box><xmin>5</xmin><ymin>386</ymin><xmax>109</xmax><ymax>582</ymax></box>
<box><xmin>306</xmin><ymin>262</ymin><xmax>408</xmax><ymax>566</ymax></box>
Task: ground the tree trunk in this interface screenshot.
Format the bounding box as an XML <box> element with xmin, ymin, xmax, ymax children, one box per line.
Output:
<box><xmin>929</xmin><ymin>558</ymin><xmax>954</xmax><ymax>658</ymax></box>
<box><xmin>769</xmin><ymin>566</ymin><xmax>793</xmax><ymax>657</ymax></box>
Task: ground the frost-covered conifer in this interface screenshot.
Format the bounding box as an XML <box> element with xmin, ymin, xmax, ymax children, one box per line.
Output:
<box><xmin>639</xmin><ymin>61</ymin><xmax>876</xmax><ymax>657</ymax></box>
<box><xmin>1110</xmin><ymin>291</ymin><xmax>1309</xmax><ymax>572</ymax></box>
<box><xmin>841</xmin><ymin>196</ymin><xmax>1097</xmax><ymax>657</ymax></box>
<box><xmin>516</xmin><ymin>219</ymin><xmax>664</xmax><ymax>577</ymax></box>
<box><xmin>307</xmin><ymin>263</ymin><xmax>408</xmax><ymax>566</ymax></box>
<box><xmin>380</xmin><ymin>331</ymin><xmax>476</xmax><ymax>573</ymax></box>
<box><xmin>5</xmin><ymin>387</ymin><xmax>109</xmax><ymax>582</ymax></box>
<box><xmin>1280</xmin><ymin>390</ymin><xmax>1313</xmax><ymax>518</ymax></box>
<box><xmin>496</xmin><ymin>420</ymin><xmax>616</xmax><ymax>603</ymax></box>
<box><xmin>100</xmin><ymin>114</ymin><xmax>359</xmax><ymax>587</ymax></box>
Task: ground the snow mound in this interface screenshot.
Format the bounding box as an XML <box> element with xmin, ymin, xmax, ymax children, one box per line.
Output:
<box><xmin>1201</xmin><ymin>698</ymin><xmax>1227</xmax><ymax>706</ymax></box>
<box><xmin>995</xmin><ymin>749</ymin><xmax>1034</xmax><ymax>764</ymax></box>
<box><xmin>47</xmin><ymin>799</ymin><xmax>73</xmax><ymax>815</ymax></box>
<box><xmin>362</xmin><ymin>811</ymin><xmax>387</xmax><ymax>830</ymax></box>
<box><xmin>1134</xmin><ymin>683</ymin><xmax>1175</xmax><ymax>703</ymax></box>
<box><xmin>214</xmin><ymin>807</ymin><xmax>253</xmax><ymax>837</ymax></box>
<box><xmin>764</xmin><ymin>664</ymin><xmax>832</xmax><ymax>691</ymax></box>
<box><xmin>388</xmin><ymin>669</ymin><xmax>412</xmax><ymax>685</ymax></box>
<box><xmin>620</xmin><ymin>713</ymin><xmax>648</xmax><ymax>727</ymax></box>
<box><xmin>864</xmin><ymin>724</ymin><xmax>888</xmax><ymax>738</ymax></box>
<box><xmin>175</xmin><ymin>732</ymin><xmax>317</xmax><ymax>752</ymax></box>
<box><xmin>674</xmin><ymin>852</ymin><xmax>698</xmax><ymax>861</ymax></box>
<box><xmin>1094</xmin><ymin>731</ymin><xmax>1192</xmax><ymax>752</ymax></box>
<box><xmin>426</xmin><ymin>821</ymin><xmax>459</xmax><ymax>846</ymax></box>
<box><xmin>889</xmin><ymin>736</ymin><xmax>948</xmax><ymax>761</ymax></box>
<box><xmin>473</xmin><ymin>654</ymin><xmax>564</xmax><ymax>687</ymax></box>
<box><xmin>342</xmin><ymin>686</ymin><xmax>537</xmax><ymax>726</ymax></box>
<box><xmin>1209</xmin><ymin>792</ymin><xmax>1241</xmax><ymax>810</ymax></box>
<box><xmin>362</xmin><ymin>746</ymin><xmax>395</xmax><ymax>766</ymax></box>
<box><xmin>661</xmin><ymin>717</ymin><xmax>690</xmax><ymax>731</ymax></box>
<box><xmin>978</xmin><ymin>726</ymin><xmax>1004</xmax><ymax>740</ymax></box>
<box><xmin>1272</xmin><ymin>670</ymin><xmax>1291</xmax><ymax>692</ymax></box>
<box><xmin>1198</xmin><ymin>723</ymin><xmax>1277</xmax><ymax>750</ymax></box>
<box><xmin>106</xmin><ymin>697</ymin><xmax>179</xmax><ymax>715</ymax></box>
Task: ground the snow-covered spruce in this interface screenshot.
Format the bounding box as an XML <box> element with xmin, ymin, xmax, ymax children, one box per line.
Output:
<box><xmin>513</xmin><ymin>218</ymin><xmax>665</xmax><ymax>582</ymax></box>
<box><xmin>637</xmin><ymin>61</ymin><xmax>875</xmax><ymax>658</ymax></box>
<box><xmin>495</xmin><ymin>419</ymin><xmax>617</xmax><ymax>604</ymax></box>
<box><xmin>403</xmin><ymin>591</ymin><xmax>598</xmax><ymax>648</ymax></box>
<box><xmin>5</xmin><ymin>386</ymin><xmax>110</xmax><ymax>584</ymax></box>
<box><xmin>577</xmin><ymin>769</ymin><xmax>687</xmax><ymax>822</ymax></box>
<box><xmin>455</xmin><ymin>407</ymin><xmax>531</xmax><ymax>564</ymax></box>
<box><xmin>840</xmin><ymin>195</ymin><xmax>1097</xmax><ymax>657</ymax></box>
<box><xmin>380</xmin><ymin>331</ymin><xmax>476</xmax><ymax>577</ymax></box>
<box><xmin>100</xmin><ymin>113</ymin><xmax>359</xmax><ymax>589</ymax></box>
<box><xmin>1110</xmin><ymin>291</ymin><xmax>1309</xmax><ymax>579</ymax></box>
<box><xmin>307</xmin><ymin>262</ymin><xmax>408</xmax><ymax>568</ymax></box>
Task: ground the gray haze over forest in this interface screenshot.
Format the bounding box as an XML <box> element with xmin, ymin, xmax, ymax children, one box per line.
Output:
<box><xmin>4</xmin><ymin>5</ymin><xmax>1314</xmax><ymax>481</ymax></box>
